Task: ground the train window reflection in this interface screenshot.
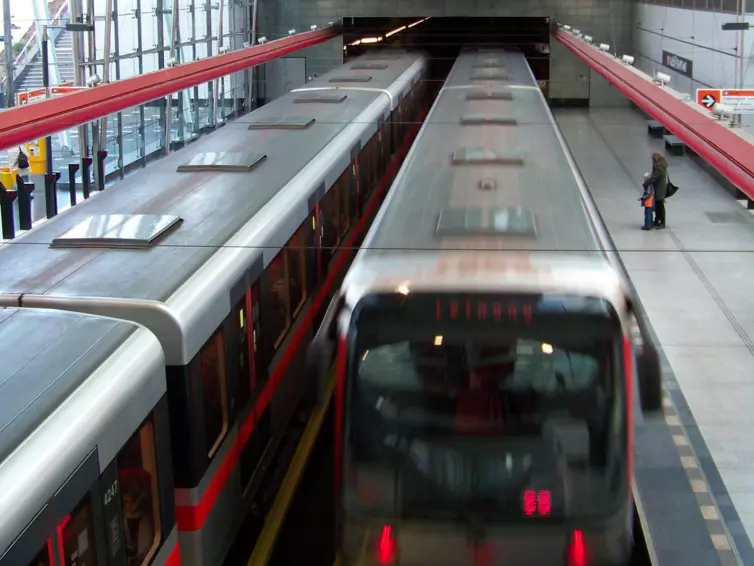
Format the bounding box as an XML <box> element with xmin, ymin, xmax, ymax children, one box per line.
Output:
<box><xmin>346</xmin><ymin>328</ymin><xmax>624</xmax><ymax>521</ymax></box>
<box><xmin>118</xmin><ymin>418</ymin><xmax>163</xmax><ymax>566</ymax></box>
<box><xmin>287</xmin><ymin>224</ymin><xmax>308</xmax><ymax>316</ymax></box>
<box><xmin>199</xmin><ymin>330</ymin><xmax>229</xmax><ymax>456</ymax></box>
<box><xmin>268</xmin><ymin>254</ymin><xmax>291</xmax><ymax>347</ymax></box>
<box><xmin>62</xmin><ymin>496</ymin><xmax>98</xmax><ymax>566</ymax></box>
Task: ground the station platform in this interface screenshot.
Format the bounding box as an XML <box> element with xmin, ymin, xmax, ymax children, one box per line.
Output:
<box><xmin>556</xmin><ymin>107</ymin><xmax>754</xmax><ymax>566</ymax></box>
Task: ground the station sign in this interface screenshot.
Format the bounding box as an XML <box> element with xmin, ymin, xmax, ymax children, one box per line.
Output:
<box><xmin>696</xmin><ymin>88</ymin><xmax>754</xmax><ymax>114</ymax></box>
<box><xmin>662</xmin><ymin>50</ymin><xmax>693</xmax><ymax>78</ymax></box>
<box><xmin>15</xmin><ymin>82</ymin><xmax>79</xmax><ymax>106</ymax></box>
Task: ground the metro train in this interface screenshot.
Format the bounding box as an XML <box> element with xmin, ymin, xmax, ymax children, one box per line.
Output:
<box><xmin>0</xmin><ymin>50</ymin><xmax>428</xmax><ymax>566</ymax></box>
<box><xmin>307</xmin><ymin>48</ymin><xmax>663</xmax><ymax>565</ymax></box>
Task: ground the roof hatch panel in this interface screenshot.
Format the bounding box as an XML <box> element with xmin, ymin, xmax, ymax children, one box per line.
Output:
<box><xmin>329</xmin><ymin>75</ymin><xmax>373</xmax><ymax>83</ymax></box>
<box><xmin>293</xmin><ymin>93</ymin><xmax>348</xmax><ymax>104</ymax></box>
<box><xmin>350</xmin><ymin>63</ymin><xmax>389</xmax><ymax>70</ymax></box>
<box><xmin>247</xmin><ymin>116</ymin><xmax>315</xmax><ymax>130</ymax></box>
<box><xmin>466</xmin><ymin>89</ymin><xmax>513</xmax><ymax>100</ymax></box>
<box><xmin>176</xmin><ymin>151</ymin><xmax>267</xmax><ymax>172</ymax></box>
<box><xmin>51</xmin><ymin>214</ymin><xmax>183</xmax><ymax>249</ymax></box>
<box><xmin>461</xmin><ymin>114</ymin><xmax>518</xmax><ymax>126</ymax></box>
<box><xmin>436</xmin><ymin>207</ymin><xmax>537</xmax><ymax>237</ymax></box>
<box><xmin>451</xmin><ymin>148</ymin><xmax>524</xmax><ymax>166</ymax></box>
<box><xmin>470</xmin><ymin>70</ymin><xmax>511</xmax><ymax>82</ymax></box>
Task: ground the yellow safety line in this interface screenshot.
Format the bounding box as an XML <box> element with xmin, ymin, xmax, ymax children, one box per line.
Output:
<box><xmin>248</xmin><ymin>372</ymin><xmax>336</xmax><ymax>566</ymax></box>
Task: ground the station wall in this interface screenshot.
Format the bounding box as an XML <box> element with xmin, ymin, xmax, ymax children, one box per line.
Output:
<box><xmin>259</xmin><ymin>0</ymin><xmax>636</xmax><ymax>107</ymax></box>
<box><xmin>633</xmin><ymin>3</ymin><xmax>754</xmax><ymax>93</ymax></box>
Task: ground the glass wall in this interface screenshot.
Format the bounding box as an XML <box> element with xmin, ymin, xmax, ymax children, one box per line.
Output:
<box><xmin>45</xmin><ymin>0</ymin><xmax>253</xmax><ymax>182</ymax></box>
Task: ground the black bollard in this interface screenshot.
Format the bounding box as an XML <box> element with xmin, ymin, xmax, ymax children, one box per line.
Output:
<box><xmin>68</xmin><ymin>163</ymin><xmax>80</xmax><ymax>207</ymax></box>
<box><xmin>16</xmin><ymin>177</ymin><xmax>33</xmax><ymax>231</ymax></box>
<box><xmin>44</xmin><ymin>172</ymin><xmax>61</xmax><ymax>219</ymax></box>
<box><xmin>96</xmin><ymin>150</ymin><xmax>108</xmax><ymax>191</ymax></box>
<box><xmin>81</xmin><ymin>156</ymin><xmax>93</xmax><ymax>199</ymax></box>
<box><xmin>0</xmin><ymin>186</ymin><xmax>17</xmax><ymax>240</ymax></box>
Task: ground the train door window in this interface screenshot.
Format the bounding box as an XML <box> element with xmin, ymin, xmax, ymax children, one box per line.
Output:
<box><xmin>267</xmin><ymin>254</ymin><xmax>291</xmax><ymax>348</ymax></box>
<box><xmin>287</xmin><ymin>223</ymin><xmax>308</xmax><ymax>317</ymax></box>
<box><xmin>336</xmin><ymin>170</ymin><xmax>351</xmax><ymax>236</ymax></box>
<box><xmin>234</xmin><ymin>297</ymin><xmax>252</xmax><ymax>406</ymax></box>
<box><xmin>199</xmin><ymin>330</ymin><xmax>229</xmax><ymax>457</ymax></box>
<box><xmin>28</xmin><ymin>542</ymin><xmax>52</xmax><ymax>566</ymax></box>
<box><xmin>117</xmin><ymin>418</ymin><xmax>162</xmax><ymax>566</ymax></box>
<box><xmin>61</xmin><ymin>495</ymin><xmax>98</xmax><ymax>566</ymax></box>
<box><xmin>321</xmin><ymin>185</ymin><xmax>340</xmax><ymax>265</ymax></box>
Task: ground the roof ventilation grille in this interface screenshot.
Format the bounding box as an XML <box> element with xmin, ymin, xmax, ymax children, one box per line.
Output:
<box><xmin>247</xmin><ymin>116</ymin><xmax>315</xmax><ymax>130</ymax></box>
<box><xmin>351</xmin><ymin>63</ymin><xmax>389</xmax><ymax>70</ymax></box>
<box><xmin>470</xmin><ymin>70</ymin><xmax>511</xmax><ymax>82</ymax></box>
<box><xmin>461</xmin><ymin>115</ymin><xmax>518</xmax><ymax>126</ymax></box>
<box><xmin>329</xmin><ymin>75</ymin><xmax>373</xmax><ymax>83</ymax></box>
<box><xmin>177</xmin><ymin>151</ymin><xmax>267</xmax><ymax>173</ymax></box>
<box><xmin>466</xmin><ymin>89</ymin><xmax>513</xmax><ymax>101</ymax></box>
<box><xmin>51</xmin><ymin>214</ymin><xmax>183</xmax><ymax>250</ymax></box>
<box><xmin>293</xmin><ymin>93</ymin><xmax>348</xmax><ymax>104</ymax></box>
<box><xmin>451</xmin><ymin>148</ymin><xmax>524</xmax><ymax>166</ymax></box>
<box><xmin>436</xmin><ymin>206</ymin><xmax>537</xmax><ymax>237</ymax></box>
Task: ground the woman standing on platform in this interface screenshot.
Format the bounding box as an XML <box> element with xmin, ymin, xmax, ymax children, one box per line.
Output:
<box><xmin>643</xmin><ymin>152</ymin><xmax>668</xmax><ymax>229</ymax></box>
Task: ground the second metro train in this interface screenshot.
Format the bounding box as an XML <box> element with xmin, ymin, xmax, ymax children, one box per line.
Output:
<box><xmin>308</xmin><ymin>48</ymin><xmax>663</xmax><ymax>566</ymax></box>
<box><xmin>0</xmin><ymin>49</ymin><xmax>428</xmax><ymax>566</ymax></box>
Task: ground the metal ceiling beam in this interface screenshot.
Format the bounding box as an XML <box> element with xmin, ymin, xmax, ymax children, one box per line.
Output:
<box><xmin>554</xmin><ymin>28</ymin><xmax>754</xmax><ymax>199</ymax></box>
<box><xmin>0</xmin><ymin>26</ymin><xmax>340</xmax><ymax>151</ymax></box>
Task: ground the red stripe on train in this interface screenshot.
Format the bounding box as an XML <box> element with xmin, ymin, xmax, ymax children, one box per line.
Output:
<box><xmin>165</xmin><ymin>541</ymin><xmax>181</xmax><ymax>566</ymax></box>
<box><xmin>175</xmin><ymin>106</ymin><xmax>428</xmax><ymax>532</ymax></box>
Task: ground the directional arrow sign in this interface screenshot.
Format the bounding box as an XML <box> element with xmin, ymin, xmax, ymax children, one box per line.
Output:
<box><xmin>696</xmin><ymin>88</ymin><xmax>721</xmax><ymax>110</ymax></box>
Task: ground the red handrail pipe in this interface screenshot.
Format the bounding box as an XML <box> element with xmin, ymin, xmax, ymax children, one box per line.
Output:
<box><xmin>0</xmin><ymin>26</ymin><xmax>340</xmax><ymax>152</ymax></box>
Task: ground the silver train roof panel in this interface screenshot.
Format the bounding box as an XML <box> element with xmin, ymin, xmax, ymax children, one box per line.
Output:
<box><xmin>363</xmin><ymin>50</ymin><xmax>600</xmax><ymax>254</ymax></box>
<box><xmin>0</xmin><ymin>53</ymin><xmax>421</xmax><ymax>301</ymax></box>
<box><xmin>0</xmin><ymin>308</ymin><xmax>136</xmax><ymax>463</ymax></box>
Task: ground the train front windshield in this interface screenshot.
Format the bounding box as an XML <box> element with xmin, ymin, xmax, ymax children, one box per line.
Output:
<box><xmin>343</xmin><ymin>292</ymin><xmax>629</xmax><ymax>524</ymax></box>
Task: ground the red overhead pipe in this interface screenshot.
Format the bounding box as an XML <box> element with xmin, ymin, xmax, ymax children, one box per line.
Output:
<box><xmin>554</xmin><ymin>29</ymin><xmax>754</xmax><ymax>199</ymax></box>
<box><xmin>0</xmin><ymin>26</ymin><xmax>340</xmax><ymax>152</ymax></box>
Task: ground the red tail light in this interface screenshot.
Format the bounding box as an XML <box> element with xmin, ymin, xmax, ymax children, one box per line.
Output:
<box><xmin>567</xmin><ymin>529</ymin><xmax>586</xmax><ymax>566</ymax></box>
<box><xmin>377</xmin><ymin>525</ymin><xmax>397</xmax><ymax>565</ymax></box>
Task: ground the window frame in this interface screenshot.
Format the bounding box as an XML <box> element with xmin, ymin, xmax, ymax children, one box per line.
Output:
<box><xmin>197</xmin><ymin>329</ymin><xmax>230</xmax><ymax>458</ymax></box>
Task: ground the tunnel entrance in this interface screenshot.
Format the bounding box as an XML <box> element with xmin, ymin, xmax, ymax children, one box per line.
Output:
<box><xmin>342</xmin><ymin>17</ymin><xmax>551</xmax><ymax>97</ymax></box>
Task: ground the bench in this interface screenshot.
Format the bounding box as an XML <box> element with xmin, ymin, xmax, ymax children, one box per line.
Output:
<box><xmin>663</xmin><ymin>134</ymin><xmax>685</xmax><ymax>156</ymax></box>
<box><xmin>647</xmin><ymin>120</ymin><xmax>666</xmax><ymax>138</ymax></box>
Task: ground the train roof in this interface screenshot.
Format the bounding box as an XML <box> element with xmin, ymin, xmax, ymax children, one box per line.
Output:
<box><xmin>0</xmin><ymin>308</ymin><xmax>138</xmax><ymax>463</ymax></box>
<box><xmin>0</xmin><ymin>52</ymin><xmax>423</xmax><ymax>302</ymax></box>
<box><xmin>362</xmin><ymin>49</ymin><xmax>602</xmax><ymax>257</ymax></box>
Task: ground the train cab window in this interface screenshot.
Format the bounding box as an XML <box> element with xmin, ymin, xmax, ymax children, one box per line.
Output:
<box><xmin>61</xmin><ymin>495</ymin><xmax>98</xmax><ymax>566</ymax></box>
<box><xmin>197</xmin><ymin>330</ymin><xmax>229</xmax><ymax>456</ymax></box>
<box><xmin>287</xmin><ymin>224</ymin><xmax>308</xmax><ymax>317</ymax></box>
<box><xmin>29</xmin><ymin>542</ymin><xmax>52</xmax><ymax>566</ymax></box>
<box><xmin>267</xmin><ymin>254</ymin><xmax>292</xmax><ymax>347</ymax></box>
<box><xmin>117</xmin><ymin>418</ymin><xmax>163</xmax><ymax>566</ymax></box>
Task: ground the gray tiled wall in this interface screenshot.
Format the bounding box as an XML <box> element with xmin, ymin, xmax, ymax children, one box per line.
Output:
<box><xmin>261</xmin><ymin>0</ymin><xmax>635</xmax><ymax>105</ymax></box>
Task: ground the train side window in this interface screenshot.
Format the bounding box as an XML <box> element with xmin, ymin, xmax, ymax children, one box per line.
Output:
<box><xmin>61</xmin><ymin>495</ymin><xmax>98</xmax><ymax>566</ymax></box>
<box><xmin>28</xmin><ymin>542</ymin><xmax>52</xmax><ymax>566</ymax></box>
<box><xmin>234</xmin><ymin>298</ymin><xmax>252</xmax><ymax>406</ymax></box>
<box><xmin>117</xmin><ymin>418</ymin><xmax>163</xmax><ymax>566</ymax></box>
<box><xmin>199</xmin><ymin>330</ymin><xmax>229</xmax><ymax>457</ymax></box>
<box><xmin>267</xmin><ymin>254</ymin><xmax>291</xmax><ymax>347</ymax></box>
<box><xmin>287</xmin><ymin>223</ymin><xmax>308</xmax><ymax>317</ymax></box>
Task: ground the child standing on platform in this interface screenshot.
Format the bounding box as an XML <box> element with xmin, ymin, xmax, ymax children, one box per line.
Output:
<box><xmin>640</xmin><ymin>172</ymin><xmax>654</xmax><ymax>230</ymax></box>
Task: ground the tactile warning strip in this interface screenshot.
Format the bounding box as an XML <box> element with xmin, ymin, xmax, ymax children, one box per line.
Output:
<box><xmin>662</xmin><ymin>389</ymin><xmax>746</xmax><ymax>565</ymax></box>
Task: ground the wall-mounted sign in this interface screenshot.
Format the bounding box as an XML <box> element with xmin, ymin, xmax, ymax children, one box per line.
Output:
<box><xmin>662</xmin><ymin>50</ymin><xmax>693</xmax><ymax>78</ymax></box>
<box><xmin>696</xmin><ymin>88</ymin><xmax>754</xmax><ymax>114</ymax></box>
